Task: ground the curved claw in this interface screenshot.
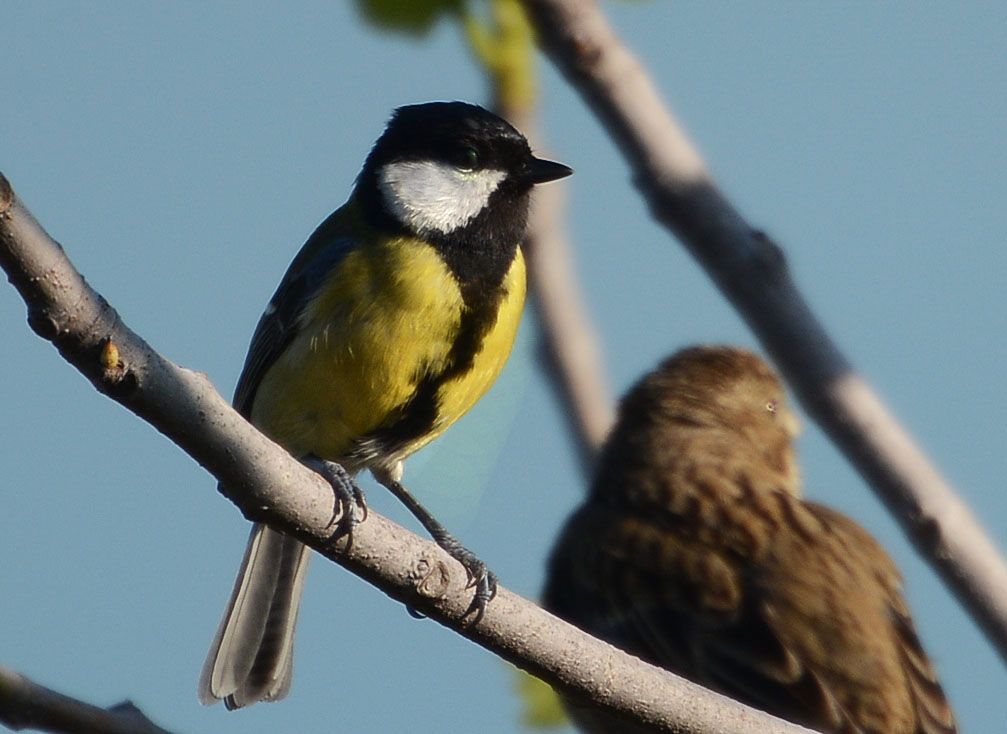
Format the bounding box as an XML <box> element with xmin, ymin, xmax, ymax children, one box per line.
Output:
<box><xmin>351</xmin><ymin>483</ymin><xmax>368</xmax><ymax>522</ymax></box>
<box><xmin>304</xmin><ymin>458</ymin><xmax>366</xmax><ymax>546</ymax></box>
<box><xmin>466</xmin><ymin>569</ymin><xmax>498</xmax><ymax>623</ymax></box>
<box><xmin>439</xmin><ymin>541</ymin><xmax>497</xmax><ymax>623</ymax></box>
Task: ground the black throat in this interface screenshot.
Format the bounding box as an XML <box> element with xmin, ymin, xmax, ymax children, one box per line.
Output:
<box><xmin>356</xmin><ymin>171</ymin><xmax>528</xmax><ymax>307</ymax></box>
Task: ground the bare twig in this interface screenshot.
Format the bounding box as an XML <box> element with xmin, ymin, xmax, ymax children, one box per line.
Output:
<box><xmin>468</xmin><ymin>0</ymin><xmax>614</xmax><ymax>473</ymax></box>
<box><xmin>523</xmin><ymin>167</ymin><xmax>614</xmax><ymax>470</ymax></box>
<box><xmin>0</xmin><ymin>664</ymin><xmax>174</xmax><ymax>734</ymax></box>
<box><xmin>0</xmin><ymin>173</ymin><xmax>824</xmax><ymax>734</ymax></box>
<box><xmin>522</xmin><ymin>0</ymin><xmax>1007</xmax><ymax>663</ymax></box>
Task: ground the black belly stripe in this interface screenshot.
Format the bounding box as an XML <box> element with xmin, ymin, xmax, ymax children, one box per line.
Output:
<box><xmin>346</xmin><ymin>186</ymin><xmax>526</xmax><ymax>464</ymax></box>
<box><xmin>346</xmin><ymin>284</ymin><xmax>507</xmax><ymax>463</ymax></box>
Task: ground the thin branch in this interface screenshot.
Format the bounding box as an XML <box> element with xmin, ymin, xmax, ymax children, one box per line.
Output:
<box><xmin>524</xmin><ymin>165</ymin><xmax>614</xmax><ymax>471</ymax></box>
<box><xmin>467</xmin><ymin>0</ymin><xmax>615</xmax><ymax>473</ymax></box>
<box><xmin>522</xmin><ymin>0</ymin><xmax>1007</xmax><ymax>664</ymax></box>
<box><xmin>0</xmin><ymin>173</ymin><xmax>821</xmax><ymax>734</ymax></box>
<box><xmin>0</xmin><ymin>664</ymin><xmax>174</xmax><ymax>734</ymax></box>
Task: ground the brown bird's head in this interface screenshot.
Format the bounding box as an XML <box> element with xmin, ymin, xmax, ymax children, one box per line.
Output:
<box><xmin>594</xmin><ymin>346</ymin><xmax>802</xmax><ymax>505</ymax></box>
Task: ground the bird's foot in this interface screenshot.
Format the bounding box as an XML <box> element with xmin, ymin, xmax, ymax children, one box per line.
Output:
<box><xmin>372</xmin><ymin>470</ymin><xmax>496</xmax><ymax>623</ymax></box>
<box><xmin>305</xmin><ymin>458</ymin><xmax>367</xmax><ymax>544</ymax></box>
<box><xmin>435</xmin><ymin>533</ymin><xmax>498</xmax><ymax>622</ymax></box>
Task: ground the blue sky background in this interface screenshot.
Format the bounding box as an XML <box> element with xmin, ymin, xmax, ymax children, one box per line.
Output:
<box><xmin>3</xmin><ymin>3</ymin><xmax>1006</xmax><ymax>733</ymax></box>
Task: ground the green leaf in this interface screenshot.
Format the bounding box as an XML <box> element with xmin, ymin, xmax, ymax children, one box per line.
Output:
<box><xmin>513</xmin><ymin>667</ymin><xmax>569</xmax><ymax>729</ymax></box>
<box><xmin>354</xmin><ymin>0</ymin><xmax>462</xmax><ymax>36</ymax></box>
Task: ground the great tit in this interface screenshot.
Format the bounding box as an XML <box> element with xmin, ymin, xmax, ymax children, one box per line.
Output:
<box><xmin>198</xmin><ymin>101</ymin><xmax>571</xmax><ymax>709</ymax></box>
<box><xmin>544</xmin><ymin>347</ymin><xmax>955</xmax><ymax>734</ymax></box>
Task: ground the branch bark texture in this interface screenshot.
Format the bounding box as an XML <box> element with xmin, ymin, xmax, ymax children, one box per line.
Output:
<box><xmin>0</xmin><ymin>173</ymin><xmax>818</xmax><ymax>734</ymax></box>
<box><xmin>522</xmin><ymin>0</ymin><xmax>1007</xmax><ymax>663</ymax></box>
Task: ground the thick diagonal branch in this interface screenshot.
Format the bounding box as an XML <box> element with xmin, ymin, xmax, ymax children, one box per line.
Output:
<box><xmin>0</xmin><ymin>173</ymin><xmax>818</xmax><ymax>734</ymax></box>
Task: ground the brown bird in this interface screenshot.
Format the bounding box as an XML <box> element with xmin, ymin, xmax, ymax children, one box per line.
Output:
<box><xmin>544</xmin><ymin>346</ymin><xmax>956</xmax><ymax>734</ymax></box>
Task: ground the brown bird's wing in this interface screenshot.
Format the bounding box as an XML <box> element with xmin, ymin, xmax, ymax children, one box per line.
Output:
<box><xmin>601</xmin><ymin>505</ymin><xmax>860</xmax><ymax>733</ymax></box>
<box><xmin>888</xmin><ymin>605</ymin><xmax>959</xmax><ymax>734</ymax></box>
<box><xmin>795</xmin><ymin>505</ymin><xmax>957</xmax><ymax>734</ymax></box>
<box><xmin>546</xmin><ymin>496</ymin><xmax>956</xmax><ymax>734</ymax></box>
<box><xmin>546</xmin><ymin>498</ymin><xmax>848</xmax><ymax>731</ymax></box>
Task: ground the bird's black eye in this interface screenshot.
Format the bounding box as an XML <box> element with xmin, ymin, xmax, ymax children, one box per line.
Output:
<box><xmin>765</xmin><ymin>399</ymin><xmax>778</xmax><ymax>414</ymax></box>
<box><xmin>453</xmin><ymin>146</ymin><xmax>480</xmax><ymax>171</ymax></box>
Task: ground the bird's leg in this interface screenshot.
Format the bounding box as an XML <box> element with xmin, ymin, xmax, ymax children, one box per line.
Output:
<box><xmin>373</xmin><ymin>469</ymin><xmax>497</xmax><ymax>622</ymax></box>
<box><xmin>304</xmin><ymin>457</ymin><xmax>368</xmax><ymax>544</ymax></box>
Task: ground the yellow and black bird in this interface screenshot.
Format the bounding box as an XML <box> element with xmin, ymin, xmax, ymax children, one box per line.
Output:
<box><xmin>198</xmin><ymin>101</ymin><xmax>571</xmax><ymax>709</ymax></box>
<box><xmin>545</xmin><ymin>347</ymin><xmax>955</xmax><ymax>734</ymax></box>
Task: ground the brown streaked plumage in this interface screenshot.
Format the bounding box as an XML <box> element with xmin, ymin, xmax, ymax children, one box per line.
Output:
<box><xmin>544</xmin><ymin>346</ymin><xmax>955</xmax><ymax>734</ymax></box>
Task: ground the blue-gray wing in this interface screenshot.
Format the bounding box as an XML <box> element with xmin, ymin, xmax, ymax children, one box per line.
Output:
<box><xmin>232</xmin><ymin>210</ymin><xmax>357</xmax><ymax>417</ymax></box>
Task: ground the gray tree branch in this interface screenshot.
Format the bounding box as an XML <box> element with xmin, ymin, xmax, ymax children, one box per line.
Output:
<box><xmin>0</xmin><ymin>664</ymin><xmax>174</xmax><ymax>734</ymax></box>
<box><xmin>470</xmin><ymin>0</ymin><xmax>615</xmax><ymax>475</ymax></box>
<box><xmin>0</xmin><ymin>173</ymin><xmax>818</xmax><ymax>734</ymax></box>
<box><xmin>522</xmin><ymin>0</ymin><xmax>1007</xmax><ymax>664</ymax></box>
<box><xmin>524</xmin><ymin>161</ymin><xmax>614</xmax><ymax>472</ymax></box>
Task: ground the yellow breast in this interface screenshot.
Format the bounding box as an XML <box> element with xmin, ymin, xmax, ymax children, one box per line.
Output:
<box><xmin>250</xmin><ymin>233</ymin><xmax>526</xmax><ymax>468</ymax></box>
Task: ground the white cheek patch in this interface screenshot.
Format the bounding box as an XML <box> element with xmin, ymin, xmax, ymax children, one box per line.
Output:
<box><xmin>378</xmin><ymin>160</ymin><xmax>507</xmax><ymax>235</ymax></box>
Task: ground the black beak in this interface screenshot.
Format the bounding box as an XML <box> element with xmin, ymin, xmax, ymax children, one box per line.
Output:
<box><xmin>525</xmin><ymin>156</ymin><xmax>573</xmax><ymax>184</ymax></box>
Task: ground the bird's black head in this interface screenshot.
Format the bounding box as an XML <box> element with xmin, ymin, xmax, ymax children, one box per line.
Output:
<box><xmin>356</xmin><ymin>102</ymin><xmax>571</xmax><ymax>288</ymax></box>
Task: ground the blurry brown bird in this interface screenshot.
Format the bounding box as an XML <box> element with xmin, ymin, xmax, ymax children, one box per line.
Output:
<box><xmin>544</xmin><ymin>346</ymin><xmax>956</xmax><ymax>734</ymax></box>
